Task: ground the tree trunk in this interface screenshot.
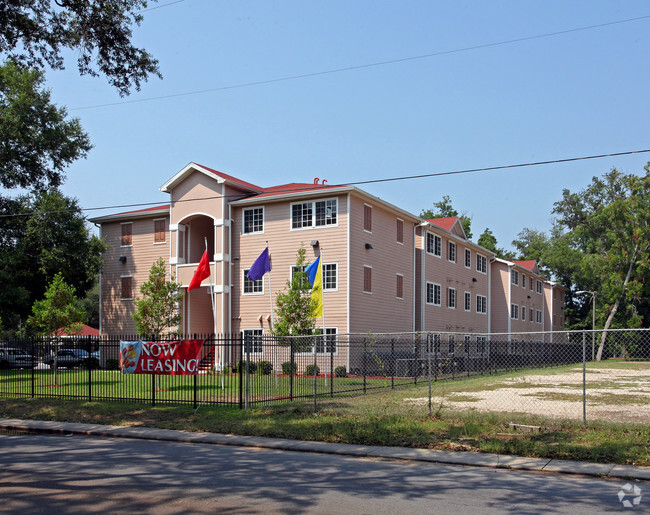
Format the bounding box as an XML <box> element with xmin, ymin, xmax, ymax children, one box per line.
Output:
<box><xmin>596</xmin><ymin>249</ymin><xmax>637</xmax><ymax>361</ymax></box>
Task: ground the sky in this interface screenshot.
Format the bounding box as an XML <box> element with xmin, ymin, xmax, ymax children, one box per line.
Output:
<box><xmin>43</xmin><ymin>0</ymin><xmax>650</xmax><ymax>250</ymax></box>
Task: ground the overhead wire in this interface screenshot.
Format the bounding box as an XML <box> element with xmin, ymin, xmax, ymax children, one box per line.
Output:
<box><xmin>69</xmin><ymin>14</ymin><xmax>650</xmax><ymax>111</ymax></box>
<box><xmin>1</xmin><ymin>148</ymin><xmax>649</xmax><ymax>219</ymax></box>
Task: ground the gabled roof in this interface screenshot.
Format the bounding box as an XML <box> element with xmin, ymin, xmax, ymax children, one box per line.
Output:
<box><xmin>52</xmin><ymin>324</ymin><xmax>100</xmax><ymax>337</ymax></box>
<box><xmin>159</xmin><ymin>162</ymin><xmax>264</xmax><ymax>194</ymax></box>
<box><xmin>90</xmin><ymin>204</ymin><xmax>170</xmax><ymax>223</ymax></box>
<box><xmin>426</xmin><ymin>216</ymin><xmax>468</xmax><ymax>240</ymax></box>
<box><xmin>515</xmin><ymin>260</ymin><xmax>539</xmax><ymax>274</ymax></box>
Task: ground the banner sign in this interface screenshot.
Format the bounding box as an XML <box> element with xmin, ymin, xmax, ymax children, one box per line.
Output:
<box><xmin>120</xmin><ymin>340</ymin><xmax>204</xmax><ymax>375</ymax></box>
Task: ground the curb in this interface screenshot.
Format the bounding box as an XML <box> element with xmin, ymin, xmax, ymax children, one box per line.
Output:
<box><xmin>1</xmin><ymin>418</ymin><xmax>649</xmax><ymax>481</ymax></box>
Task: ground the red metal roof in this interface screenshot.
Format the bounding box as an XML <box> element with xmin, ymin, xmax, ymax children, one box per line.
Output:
<box><xmin>110</xmin><ymin>204</ymin><xmax>170</xmax><ymax>217</ymax></box>
<box><xmin>52</xmin><ymin>324</ymin><xmax>100</xmax><ymax>337</ymax></box>
<box><xmin>515</xmin><ymin>260</ymin><xmax>537</xmax><ymax>271</ymax></box>
<box><xmin>427</xmin><ymin>217</ymin><xmax>458</xmax><ymax>231</ymax></box>
<box><xmin>196</xmin><ymin>164</ymin><xmax>264</xmax><ymax>192</ymax></box>
<box><xmin>244</xmin><ymin>182</ymin><xmax>343</xmax><ymax>200</ymax></box>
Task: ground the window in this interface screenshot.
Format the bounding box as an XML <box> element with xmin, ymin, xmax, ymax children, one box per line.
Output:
<box><xmin>243</xmin><ymin>329</ymin><xmax>263</xmax><ymax>354</ymax></box>
<box><xmin>426</xmin><ymin>233</ymin><xmax>442</xmax><ymax>256</ymax></box>
<box><xmin>476</xmin><ymin>254</ymin><xmax>487</xmax><ymax>274</ymax></box>
<box><xmin>396</xmin><ymin>219</ymin><xmax>404</xmax><ymax>244</ymax></box>
<box><xmin>530</xmin><ymin>278</ymin><xmax>534</xmax><ymax>291</ymax></box>
<box><xmin>243</xmin><ymin>269</ymin><xmax>263</xmax><ymax>294</ymax></box>
<box><xmin>530</xmin><ymin>308</ymin><xmax>534</xmax><ymax>322</ymax></box>
<box><xmin>323</xmin><ymin>263</ymin><xmax>337</xmax><ymax>291</ymax></box>
<box><xmin>364</xmin><ymin>204</ymin><xmax>372</xmax><ymax>232</ymax></box>
<box><xmin>315</xmin><ymin>328</ymin><xmax>337</xmax><ymax>354</ymax></box>
<box><xmin>521</xmin><ymin>306</ymin><xmax>526</xmax><ymax>321</ymax></box>
<box><xmin>536</xmin><ymin>310</ymin><xmax>542</xmax><ymax>324</ymax></box>
<box><xmin>522</xmin><ymin>274</ymin><xmax>527</xmax><ymax>289</ymax></box>
<box><xmin>464</xmin><ymin>291</ymin><xmax>471</xmax><ymax>311</ymax></box>
<box><xmin>511</xmin><ymin>270</ymin><xmax>519</xmax><ymax>286</ymax></box>
<box><xmin>120</xmin><ymin>276</ymin><xmax>132</xmax><ymax>300</ymax></box>
<box><xmin>476</xmin><ymin>294</ymin><xmax>487</xmax><ymax>313</ymax></box>
<box><xmin>291</xmin><ymin>265</ymin><xmax>310</xmax><ymax>291</ymax></box>
<box><xmin>121</xmin><ymin>223</ymin><xmax>132</xmax><ymax>246</ymax></box>
<box><xmin>396</xmin><ymin>274</ymin><xmax>403</xmax><ymax>299</ymax></box>
<box><xmin>292</xmin><ymin>199</ymin><xmax>337</xmax><ymax>229</ymax></box>
<box><xmin>465</xmin><ymin>248</ymin><xmax>471</xmax><ymax>268</ymax></box>
<box><xmin>243</xmin><ymin>207</ymin><xmax>264</xmax><ymax>234</ymax></box>
<box><xmin>363</xmin><ymin>266</ymin><xmax>372</xmax><ymax>293</ymax></box>
<box><xmin>154</xmin><ymin>219</ymin><xmax>166</xmax><ymax>243</ymax></box>
<box><xmin>448</xmin><ymin>241</ymin><xmax>456</xmax><ymax>263</ymax></box>
<box><xmin>426</xmin><ymin>282</ymin><xmax>441</xmax><ymax>305</ymax></box>
<box><xmin>536</xmin><ymin>280</ymin><xmax>543</xmax><ymax>294</ymax></box>
<box><xmin>448</xmin><ymin>287</ymin><xmax>456</xmax><ymax>309</ymax></box>
<box><xmin>477</xmin><ymin>336</ymin><xmax>486</xmax><ymax>354</ymax></box>
<box><xmin>448</xmin><ymin>335</ymin><xmax>455</xmax><ymax>354</ymax></box>
<box><xmin>426</xmin><ymin>333</ymin><xmax>441</xmax><ymax>354</ymax></box>
<box><xmin>511</xmin><ymin>304</ymin><xmax>519</xmax><ymax>319</ymax></box>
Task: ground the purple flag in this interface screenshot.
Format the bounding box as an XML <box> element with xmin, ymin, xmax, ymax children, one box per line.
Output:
<box><xmin>247</xmin><ymin>248</ymin><xmax>271</xmax><ymax>281</ymax></box>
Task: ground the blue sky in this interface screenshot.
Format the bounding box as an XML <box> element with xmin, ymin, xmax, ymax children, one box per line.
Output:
<box><xmin>46</xmin><ymin>1</ymin><xmax>650</xmax><ymax>250</ymax></box>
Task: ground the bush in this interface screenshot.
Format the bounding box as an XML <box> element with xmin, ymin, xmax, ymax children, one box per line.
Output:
<box><xmin>281</xmin><ymin>361</ymin><xmax>297</xmax><ymax>375</ymax></box>
<box><xmin>305</xmin><ymin>364</ymin><xmax>320</xmax><ymax>376</ymax></box>
<box><xmin>256</xmin><ymin>360</ymin><xmax>273</xmax><ymax>375</ymax></box>
<box><xmin>105</xmin><ymin>358</ymin><xmax>120</xmax><ymax>370</ymax></box>
<box><xmin>334</xmin><ymin>365</ymin><xmax>347</xmax><ymax>377</ymax></box>
<box><xmin>237</xmin><ymin>360</ymin><xmax>257</xmax><ymax>374</ymax></box>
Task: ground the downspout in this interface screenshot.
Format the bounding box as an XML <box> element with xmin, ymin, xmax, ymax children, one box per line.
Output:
<box><xmin>346</xmin><ymin>193</ymin><xmax>350</xmax><ymax>372</ymax></box>
<box><xmin>93</xmin><ymin>222</ymin><xmax>103</xmax><ymax>337</ymax></box>
<box><xmin>487</xmin><ymin>256</ymin><xmax>492</xmax><ymax>335</ymax></box>
<box><xmin>412</xmin><ymin>223</ymin><xmax>417</xmax><ymax>332</ymax></box>
<box><xmin>221</xmin><ymin>184</ymin><xmax>226</xmax><ymax>337</ymax></box>
<box><xmin>421</xmin><ymin>228</ymin><xmax>426</xmax><ymax>332</ymax></box>
<box><xmin>507</xmin><ymin>264</ymin><xmax>512</xmax><ymax>341</ymax></box>
<box><xmin>228</xmin><ymin>202</ymin><xmax>232</xmax><ymax>335</ymax></box>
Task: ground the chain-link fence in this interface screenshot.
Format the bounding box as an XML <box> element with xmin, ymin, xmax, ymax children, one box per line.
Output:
<box><xmin>0</xmin><ymin>329</ymin><xmax>648</xmax><ymax>422</ymax></box>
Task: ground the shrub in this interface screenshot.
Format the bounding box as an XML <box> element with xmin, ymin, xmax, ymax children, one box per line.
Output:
<box><xmin>305</xmin><ymin>364</ymin><xmax>320</xmax><ymax>376</ymax></box>
<box><xmin>334</xmin><ymin>365</ymin><xmax>347</xmax><ymax>377</ymax></box>
<box><xmin>105</xmin><ymin>358</ymin><xmax>120</xmax><ymax>370</ymax></box>
<box><xmin>256</xmin><ymin>360</ymin><xmax>273</xmax><ymax>375</ymax></box>
<box><xmin>281</xmin><ymin>361</ymin><xmax>297</xmax><ymax>375</ymax></box>
<box><xmin>237</xmin><ymin>360</ymin><xmax>257</xmax><ymax>374</ymax></box>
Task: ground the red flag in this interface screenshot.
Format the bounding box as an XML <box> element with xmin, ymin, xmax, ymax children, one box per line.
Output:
<box><xmin>188</xmin><ymin>249</ymin><xmax>210</xmax><ymax>291</ymax></box>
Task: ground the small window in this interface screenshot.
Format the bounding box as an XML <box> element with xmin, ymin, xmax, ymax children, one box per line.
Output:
<box><xmin>396</xmin><ymin>219</ymin><xmax>404</xmax><ymax>244</ymax></box>
<box><xmin>511</xmin><ymin>270</ymin><xmax>519</xmax><ymax>286</ymax></box>
<box><xmin>464</xmin><ymin>248</ymin><xmax>471</xmax><ymax>268</ymax></box>
<box><xmin>313</xmin><ymin>327</ymin><xmax>338</xmax><ymax>354</ymax></box>
<box><xmin>448</xmin><ymin>287</ymin><xmax>456</xmax><ymax>309</ymax></box>
<box><xmin>448</xmin><ymin>241</ymin><xmax>456</xmax><ymax>263</ymax></box>
<box><xmin>530</xmin><ymin>278</ymin><xmax>534</xmax><ymax>291</ymax></box>
<box><xmin>476</xmin><ymin>254</ymin><xmax>487</xmax><ymax>274</ymax></box>
<box><xmin>363</xmin><ymin>266</ymin><xmax>372</xmax><ymax>293</ymax></box>
<box><xmin>477</xmin><ymin>336</ymin><xmax>486</xmax><ymax>354</ymax></box>
<box><xmin>426</xmin><ymin>282</ymin><xmax>441</xmax><ymax>305</ymax></box>
<box><xmin>323</xmin><ymin>263</ymin><xmax>337</xmax><ymax>291</ymax></box>
<box><xmin>536</xmin><ymin>310</ymin><xmax>542</xmax><ymax>324</ymax></box>
<box><xmin>530</xmin><ymin>308</ymin><xmax>534</xmax><ymax>322</ymax></box>
<box><xmin>536</xmin><ymin>280</ymin><xmax>542</xmax><ymax>293</ymax></box>
<box><xmin>243</xmin><ymin>329</ymin><xmax>263</xmax><ymax>354</ymax></box>
<box><xmin>291</xmin><ymin>265</ymin><xmax>310</xmax><ymax>291</ymax></box>
<box><xmin>243</xmin><ymin>207</ymin><xmax>264</xmax><ymax>234</ymax></box>
<box><xmin>521</xmin><ymin>306</ymin><xmax>526</xmax><ymax>321</ymax></box>
<box><xmin>476</xmin><ymin>295</ymin><xmax>487</xmax><ymax>314</ymax></box>
<box><xmin>511</xmin><ymin>304</ymin><xmax>519</xmax><ymax>320</ymax></box>
<box><xmin>121</xmin><ymin>223</ymin><xmax>132</xmax><ymax>246</ymax></box>
<box><xmin>464</xmin><ymin>291</ymin><xmax>471</xmax><ymax>311</ymax></box>
<box><xmin>154</xmin><ymin>219</ymin><xmax>166</xmax><ymax>243</ymax></box>
<box><xmin>120</xmin><ymin>276</ymin><xmax>133</xmax><ymax>300</ymax></box>
<box><xmin>364</xmin><ymin>204</ymin><xmax>372</xmax><ymax>232</ymax></box>
<box><xmin>521</xmin><ymin>274</ymin><xmax>526</xmax><ymax>289</ymax></box>
<box><xmin>243</xmin><ymin>269</ymin><xmax>263</xmax><ymax>294</ymax></box>
<box><xmin>396</xmin><ymin>274</ymin><xmax>403</xmax><ymax>299</ymax></box>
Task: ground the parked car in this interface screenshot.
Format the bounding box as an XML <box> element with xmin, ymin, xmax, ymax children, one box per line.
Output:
<box><xmin>43</xmin><ymin>349</ymin><xmax>91</xmax><ymax>369</ymax></box>
<box><xmin>0</xmin><ymin>347</ymin><xmax>36</xmax><ymax>369</ymax></box>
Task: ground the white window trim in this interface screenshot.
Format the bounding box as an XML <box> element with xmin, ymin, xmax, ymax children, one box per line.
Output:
<box><xmin>448</xmin><ymin>287</ymin><xmax>456</xmax><ymax>309</ymax></box>
<box><xmin>242</xmin><ymin>328</ymin><xmax>264</xmax><ymax>355</ymax></box>
<box><xmin>242</xmin><ymin>206</ymin><xmax>265</xmax><ymax>235</ymax></box>
<box><xmin>153</xmin><ymin>218</ymin><xmax>167</xmax><ymax>245</ymax></box>
<box><xmin>511</xmin><ymin>303</ymin><xmax>519</xmax><ymax>320</ymax></box>
<box><xmin>476</xmin><ymin>294</ymin><xmax>487</xmax><ymax>314</ymax></box>
<box><xmin>396</xmin><ymin>273</ymin><xmax>404</xmax><ymax>300</ymax></box>
<box><xmin>120</xmin><ymin>222</ymin><xmax>133</xmax><ymax>248</ymax></box>
<box><xmin>464</xmin><ymin>291</ymin><xmax>471</xmax><ymax>312</ymax></box>
<box><xmin>297</xmin><ymin>327</ymin><xmax>339</xmax><ymax>356</ymax></box>
<box><xmin>511</xmin><ymin>270</ymin><xmax>519</xmax><ymax>286</ymax></box>
<box><xmin>363</xmin><ymin>265</ymin><xmax>372</xmax><ymax>294</ymax></box>
<box><xmin>363</xmin><ymin>203</ymin><xmax>373</xmax><ymax>234</ymax></box>
<box><xmin>426</xmin><ymin>232</ymin><xmax>442</xmax><ymax>258</ymax></box>
<box><xmin>396</xmin><ymin>217</ymin><xmax>404</xmax><ymax>245</ymax></box>
<box><xmin>476</xmin><ymin>253</ymin><xmax>487</xmax><ymax>274</ymax></box>
<box><xmin>290</xmin><ymin>198</ymin><xmax>339</xmax><ymax>231</ymax></box>
<box><xmin>426</xmin><ymin>282</ymin><xmax>441</xmax><ymax>306</ymax></box>
<box><xmin>242</xmin><ymin>268</ymin><xmax>264</xmax><ymax>295</ymax></box>
<box><xmin>448</xmin><ymin>241</ymin><xmax>456</xmax><ymax>263</ymax></box>
<box><xmin>323</xmin><ymin>262</ymin><xmax>338</xmax><ymax>292</ymax></box>
<box><xmin>464</xmin><ymin>248</ymin><xmax>471</xmax><ymax>269</ymax></box>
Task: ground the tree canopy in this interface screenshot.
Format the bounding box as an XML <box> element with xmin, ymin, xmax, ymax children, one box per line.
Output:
<box><xmin>0</xmin><ymin>0</ymin><xmax>161</xmax><ymax>96</ymax></box>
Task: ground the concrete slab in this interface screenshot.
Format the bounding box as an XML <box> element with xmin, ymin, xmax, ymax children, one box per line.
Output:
<box><xmin>497</xmin><ymin>454</ymin><xmax>550</xmax><ymax>471</ymax></box>
<box><xmin>543</xmin><ymin>459</ymin><xmax>615</xmax><ymax>477</ymax></box>
<box><xmin>609</xmin><ymin>465</ymin><xmax>650</xmax><ymax>481</ymax></box>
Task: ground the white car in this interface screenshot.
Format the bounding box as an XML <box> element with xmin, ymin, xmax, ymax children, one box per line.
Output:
<box><xmin>0</xmin><ymin>347</ymin><xmax>36</xmax><ymax>369</ymax></box>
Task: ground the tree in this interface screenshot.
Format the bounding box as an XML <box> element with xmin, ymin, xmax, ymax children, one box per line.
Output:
<box><xmin>273</xmin><ymin>247</ymin><xmax>316</xmax><ymax>342</ymax></box>
<box><xmin>0</xmin><ymin>60</ymin><xmax>92</xmax><ymax>193</ymax></box>
<box><xmin>0</xmin><ymin>0</ymin><xmax>161</xmax><ymax>96</ymax></box>
<box><xmin>477</xmin><ymin>228</ymin><xmax>515</xmax><ymax>260</ymax></box>
<box><xmin>27</xmin><ymin>272</ymin><xmax>84</xmax><ymax>385</ymax></box>
<box><xmin>552</xmin><ymin>167</ymin><xmax>650</xmax><ymax>358</ymax></box>
<box><xmin>420</xmin><ymin>195</ymin><xmax>472</xmax><ymax>239</ymax></box>
<box><xmin>0</xmin><ymin>190</ymin><xmax>105</xmax><ymax>332</ymax></box>
<box><xmin>132</xmin><ymin>258</ymin><xmax>182</xmax><ymax>338</ymax></box>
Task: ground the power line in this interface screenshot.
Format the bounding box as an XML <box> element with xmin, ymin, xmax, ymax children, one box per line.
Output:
<box><xmin>140</xmin><ymin>0</ymin><xmax>187</xmax><ymax>13</ymax></box>
<box><xmin>1</xmin><ymin>148</ymin><xmax>648</xmax><ymax>219</ymax></box>
<box><xmin>70</xmin><ymin>14</ymin><xmax>650</xmax><ymax>111</ymax></box>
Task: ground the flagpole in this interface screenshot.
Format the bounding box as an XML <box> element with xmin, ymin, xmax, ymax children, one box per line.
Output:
<box><xmin>205</xmin><ymin>237</ymin><xmax>222</xmax><ymax>388</ymax></box>
<box><xmin>266</xmin><ymin>241</ymin><xmax>278</xmax><ymax>387</ymax></box>
<box><xmin>321</xmin><ymin>247</ymin><xmax>327</xmax><ymax>387</ymax></box>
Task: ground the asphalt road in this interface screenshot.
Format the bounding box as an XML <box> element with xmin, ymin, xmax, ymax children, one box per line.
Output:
<box><xmin>0</xmin><ymin>432</ymin><xmax>644</xmax><ymax>514</ymax></box>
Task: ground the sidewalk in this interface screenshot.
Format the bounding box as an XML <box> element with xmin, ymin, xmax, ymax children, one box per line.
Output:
<box><xmin>1</xmin><ymin>417</ymin><xmax>649</xmax><ymax>481</ymax></box>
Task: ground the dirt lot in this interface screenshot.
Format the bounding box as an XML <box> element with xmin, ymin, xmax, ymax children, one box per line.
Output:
<box><xmin>405</xmin><ymin>365</ymin><xmax>650</xmax><ymax>423</ymax></box>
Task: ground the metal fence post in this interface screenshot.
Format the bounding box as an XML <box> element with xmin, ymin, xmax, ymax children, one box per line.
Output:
<box><xmin>582</xmin><ymin>331</ymin><xmax>587</xmax><ymax>427</ymax></box>
<box><xmin>238</xmin><ymin>333</ymin><xmax>243</xmax><ymax>409</ymax></box>
<box><xmin>87</xmin><ymin>336</ymin><xmax>92</xmax><ymax>403</ymax></box>
<box><xmin>245</xmin><ymin>332</ymin><xmax>251</xmax><ymax>410</ymax></box>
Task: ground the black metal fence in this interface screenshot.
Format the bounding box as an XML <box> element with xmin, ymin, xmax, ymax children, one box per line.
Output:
<box><xmin>1</xmin><ymin>329</ymin><xmax>648</xmax><ymax>409</ymax></box>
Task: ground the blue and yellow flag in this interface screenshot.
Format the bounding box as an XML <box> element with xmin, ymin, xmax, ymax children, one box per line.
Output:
<box><xmin>305</xmin><ymin>255</ymin><xmax>323</xmax><ymax>318</ymax></box>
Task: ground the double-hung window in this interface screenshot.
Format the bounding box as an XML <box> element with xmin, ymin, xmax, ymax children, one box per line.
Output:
<box><xmin>243</xmin><ymin>329</ymin><xmax>263</xmax><ymax>354</ymax></box>
<box><xmin>476</xmin><ymin>294</ymin><xmax>487</xmax><ymax>313</ymax></box>
<box><xmin>476</xmin><ymin>254</ymin><xmax>487</xmax><ymax>274</ymax></box>
<box><xmin>448</xmin><ymin>241</ymin><xmax>456</xmax><ymax>263</ymax></box>
<box><xmin>511</xmin><ymin>270</ymin><xmax>519</xmax><ymax>286</ymax></box>
<box><xmin>464</xmin><ymin>291</ymin><xmax>471</xmax><ymax>311</ymax></box>
<box><xmin>426</xmin><ymin>282</ymin><xmax>441</xmax><ymax>305</ymax></box>
<box><xmin>448</xmin><ymin>288</ymin><xmax>456</xmax><ymax>309</ymax></box>
<box><xmin>323</xmin><ymin>263</ymin><xmax>337</xmax><ymax>291</ymax></box>
<box><xmin>121</xmin><ymin>222</ymin><xmax>132</xmax><ymax>246</ymax></box>
<box><xmin>426</xmin><ymin>233</ymin><xmax>442</xmax><ymax>256</ymax></box>
<box><xmin>243</xmin><ymin>207</ymin><xmax>264</xmax><ymax>234</ymax></box>
<box><xmin>511</xmin><ymin>304</ymin><xmax>519</xmax><ymax>319</ymax></box>
<box><xmin>291</xmin><ymin>199</ymin><xmax>337</xmax><ymax>229</ymax></box>
<box><xmin>464</xmin><ymin>248</ymin><xmax>471</xmax><ymax>268</ymax></box>
<box><xmin>243</xmin><ymin>269</ymin><xmax>263</xmax><ymax>294</ymax></box>
<box><xmin>536</xmin><ymin>280</ymin><xmax>543</xmax><ymax>294</ymax></box>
